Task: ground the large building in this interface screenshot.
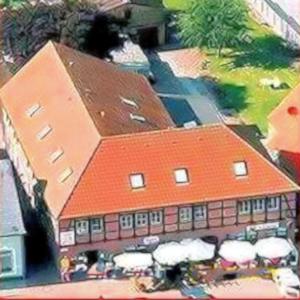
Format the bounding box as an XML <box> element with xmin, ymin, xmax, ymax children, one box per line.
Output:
<box><xmin>96</xmin><ymin>0</ymin><xmax>167</xmax><ymax>47</ymax></box>
<box><xmin>0</xmin><ymin>159</ymin><xmax>26</xmax><ymax>279</ymax></box>
<box><xmin>0</xmin><ymin>42</ymin><xmax>299</xmax><ymax>265</ymax></box>
<box><xmin>247</xmin><ymin>0</ymin><xmax>300</xmax><ymax>48</ymax></box>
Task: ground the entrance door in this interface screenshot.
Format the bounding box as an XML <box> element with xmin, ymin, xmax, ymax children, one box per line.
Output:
<box><xmin>138</xmin><ymin>27</ymin><xmax>159</xmax><ymax>48</ymax></box>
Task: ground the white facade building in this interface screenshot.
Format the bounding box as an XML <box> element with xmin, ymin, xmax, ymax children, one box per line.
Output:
<box><xmin>248</xmin><ymin>0</ymin><xmax>300</xmax><ymax>48</ymax></box>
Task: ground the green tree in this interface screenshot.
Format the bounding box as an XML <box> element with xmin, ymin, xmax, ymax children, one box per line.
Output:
<box><xmin>178</xmin><ymin>0</ymin><xmax>248</xmax><ymax>57</ymax></box>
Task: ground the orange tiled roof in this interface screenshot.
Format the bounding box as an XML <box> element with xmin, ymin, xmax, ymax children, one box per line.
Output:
<box><xmin>60</xmin><ymin>124</ymin><xmax>298</xmax><ymax>219</ymax></box>
<box><xmin>267</xmin><ymin>82</ymin><xmax>300</xmax><ymax>153</ymax></box>
<box><xmin>0</xmin><ymin>41</ymin><xmax>173</xmax><ymax>218</ymax></box>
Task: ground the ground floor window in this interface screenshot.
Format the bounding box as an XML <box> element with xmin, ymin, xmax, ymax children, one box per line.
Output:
<box><xmin>120</xmin><ymin>214</ymin><xmax>133</xmax><ymax>230</ymax></box>
<box><xmin>135</xmin><ymin>213</ymin><xmax>148</xmax><ymax>227</ymax></box>
<box><xmin>239</xmin><ymin>200</ymin><xmax>251</xmax><ymax>214</ymax></box>
<box><xmin>0</xmin><ymin>250</ymin><xmax>14</xmax><ymax>274</ymax></box>
<box><xmin>194</xmin><ymin>205</ymin><xmax>207</xmax><ymax>220</ymax></box>
<box><xmin>75</xmin><ymin>219</ymin><xmax>89</xmax><ymax>235</ymax></box>
<box><xmin>150</xmin><ymin>210</ymin><xmax>163</xmax><ymax>225</ymax></box>
<box><xmin>179</xmin><ymin>207</ymin><xmax>192</xmax><ymax>223</ymax></box>
<box><xmin>91</xmin><ymin>218</ymin><xmax>104</xmax><ymax>233</ymax></box>
<box><xmin>267</xmin><ymin>196</ymin><xmax>280</xmax><ymax>211</ymax></box>
<box><xmin>252</xmin><ymin>199</ymin><xmax>265</xmax><ymax>213</ymax></box>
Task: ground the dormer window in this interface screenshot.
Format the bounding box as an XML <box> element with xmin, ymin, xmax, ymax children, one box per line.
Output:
<box><xmin>130</xmin><ymin>173</ymin><xmax>145</xmax><ymax>189</ymax></box>
<box><xmin>174</xmin><ymin>168</ymin><xmax>189</xmax><ymax>184</ymax></box>
<box><xmin>50</xmin><ymin>149</ymin><xmax>64</xmax><ymax>163</ymax></box>
<box><xmin>130</xmin><ymin>113</ymin><xmax>146</xmax><ymax>123</ymax></box>
<box><xmin>37</xmin><ymin>125</ymin><xmax>52</xmax><ymax>140</ymax></box>
<box><xmin>26</xmin><ymin>103</ymin><xmax>41</xmax><ymax>117</ymax></box>
<box><xmin>121</xmin><ymin>97</ymin><xmax>138</xmax><ymax>108</ymax></box>
<box><xmin>58</xmin><ymin>167</ymin><xmax>73</xmax><ymax>183</ymax></box>
<box><xmin>233</xmin><ymin>161</ymin><xmax>248</xmax><ymax>177</ymax></box>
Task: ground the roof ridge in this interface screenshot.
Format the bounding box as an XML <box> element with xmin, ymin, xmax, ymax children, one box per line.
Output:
<box><xmin>100</xmin><ymin>123</ymin><xmax>226</xmax><ymax>141</ymax></box>
<box><xmin>224</xmin><ymin>124</ymin><xmax>300</xmax><ymax>191</ymax></box>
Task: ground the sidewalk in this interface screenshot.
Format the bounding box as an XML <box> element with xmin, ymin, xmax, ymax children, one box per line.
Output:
<box><xmin>0</xmin><ymin>279</ymin><xmax>185</xmax><ymax>299</ymax></box>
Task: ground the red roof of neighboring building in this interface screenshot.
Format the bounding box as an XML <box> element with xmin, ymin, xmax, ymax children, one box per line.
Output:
<box><xmin>267</xmin><ymin>82</ymin><xmax>300</xmax><ymax>153</ymax></box>
<box><xmin>60</xmin><ymin>124</ymin><xmax>298</xmax><ymax>219</ymax></box>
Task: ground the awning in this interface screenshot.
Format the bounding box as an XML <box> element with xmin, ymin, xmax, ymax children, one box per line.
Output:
<box><xmin>180</xmin><ymin>239</ymin><xmax>216</xmax><ymax>261</ymax></box>
<box><xmin>255</xmin><ymin>237</ymin><xmax>293</xmax><ymax>259</ymax></box>
<box><xmin>153</xmin><ymin>242</ymin><xmax>187</xmax><ymax>266</ymax></box>
<box><xmin>113</xmin><ymin>252</ymin><xmax>153</xmax><ymax>270</ymax></box>
<box><xmin>219</xmin><ymin>240</ymin><xmax>256</xmax><ymax>263</ymax></box>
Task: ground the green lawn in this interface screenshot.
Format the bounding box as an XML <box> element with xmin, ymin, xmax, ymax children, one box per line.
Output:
<box><xmin>207</xmin><ymin>18</ymin><xmax>299</xmax><ymax>133</ymax></box>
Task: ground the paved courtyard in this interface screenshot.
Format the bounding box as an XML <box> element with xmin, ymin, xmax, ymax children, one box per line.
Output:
<box><xmin>148</xmin><ymin>48</ymin><xmax>223</xmax><ymax>125</ymax></box>
<box><xmin>0</xmin><ymin>277</ymin><xmax>284</xmax><ymax>299</ymax></box>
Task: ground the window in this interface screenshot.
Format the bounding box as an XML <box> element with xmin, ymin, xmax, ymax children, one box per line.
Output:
<box><xmin>239</xmin><ymin>200</ymin><xmax>251</xmax><ymax>214</ymax></box>
<box><xmin>179</xmin><ymin>207</ymin><xmax>192</xmax><ymax>223</ymax></box>
<box><xmin>174</xmin><ymin>168</ymin><xmax>189</xmax><ymax>184</ymax></box>
<box><xmin>233</xmin><ymin>161</ymin><xmax>248</xmax><ymax>177</ymax></box>
<box><xmin>91</xmin><ymin>218</ymin><xmax>104</xmax><ymax>233</ymax></box>
<box><xmin>130</xmin><ymin>113</ymin><xmax>146</xmax><ymax>123</ymax></box>
<box><xmin>75</xmin><ymin>220</ymin><xmax>89</xmax><ymax>235</ymax></box>
<box><xmin>252</xmin><ymin>199</ymin><xmax>265</xmax><ymax>213</ymax></box>
<box><xmin>150</xmin><ymin>210</ymin><xmax>163</xmax><ymax>225</ymax></box>
<box><xmin>130</xmin><ymin>173</ymin><xmax>145</xmax><ymax>189</ymax></box>
<box><xmin>267</xmin><ymin>196</ymin><xmax>280</xmax><ymax>211</ymax></box>
<box><xmin>120</xmin><ymin>214</ymin><xmax>133</xmax><ymax>230</ymax></box>
<box><xmin>0</xmin><ymin>250</ymin><xmax>13</xmax><ymax>274</ymax></box>
<box><xmin>58</xmin><ymin>167</ymin><xmax>73</xmax><ymax>183</ymax></box>
<box><xmin>194</xmin><ymin>205</ymin><xmax>206</xmax><ymax>221</ymax></box>
<box><xmin>50</xmin><ymin>149</ymin><xmax>64</xmax><ymax>163</ymax></box>
<box><xmin>135</xmin><ymin>213</ymin><xmax>148</xmax><ymax>227</ymax></box>
<box><xmin>121</xmin><ymin>97</ymin><xmax>138</xmax><ymax>108</ymax></box>
<box><xmin>37</xmin><ymin>125</ymin><xmax>52</xmax><ymax>140</ymax></box>
<box><xmin>26</xmin><ymin>103</ymin><xmax>41</xmax><ymax>117</ymax></box>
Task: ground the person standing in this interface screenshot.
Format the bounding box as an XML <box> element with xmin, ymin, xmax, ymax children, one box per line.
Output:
<box><xmin>59</xmin><ymin>255</ymin><xmax>71</xmax><ymax>282</ymax></box>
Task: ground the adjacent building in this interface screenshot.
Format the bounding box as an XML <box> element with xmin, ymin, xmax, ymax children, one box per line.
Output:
<box><xmin>266</xmin><ymin>82</ymin><xmax>300</xmax><ymax>182</ymax></box>
<box><xmin>0</xmin><ymin>41</ymin><xmax>299</xmax><ymax>265</ymax></box>
<box><xmin>0</xmin><ymin>159</ymin><xmax>26</xmax><ymax>279</ymax></box>
<box><xmin>247</xmin><ymin>0</ymin><xmax>300</xmax><ymax>48</ymax></box>
<box><xmin>96</xmin><ymin>0</ymin><xmax>167</xmax><ymax>47</ymax></box>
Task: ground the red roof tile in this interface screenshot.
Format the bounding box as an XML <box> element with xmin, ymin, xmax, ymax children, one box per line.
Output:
<box><xmin>0</xmin><ymin>41</ymin><xmax>172</xmax><ymax>218</ymax></box>
<box><xmin>267</xmin><ymin>82</ymin><xmax>300</xmax><ymax>153</ymax></box>
<box><xmin>61</xmin><ymin>124</ymin><xmax>298</xmax><ymax>219</ymax></box>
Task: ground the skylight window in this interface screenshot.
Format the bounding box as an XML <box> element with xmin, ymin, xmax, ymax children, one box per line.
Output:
<box><xmin>50</xmin><ymin>149</ymin><xmax>64</xmax><ymax>163</ymax></box>
<box><xmin>234</xmin><ymin>161</ymin><xmax>248</xmax><ymax>177</ymax></box>
<box><xmin>58</xmin><ymin>167</ymin><xmax>73</xmax><ymax>183</ymax></box>
<box><xmin>130</xmin><ymin>173</ymin><xmax>145</xmax><ymax>189</ymax></box>
<box><xmin>121</xmin><ymin>97</ymin><xmax>138</xmax><ymax>108</ymax></box>
<box><xmin>26</xmin><ymin>103</ymin><xmax>41</xmax><ymax>117</ymax></box>
<box><xmin>37</xmin><ymin>125</ymin><xmax>52</xmax><ymax>140</ymax></box>
<box><xmin>174</xmin><ymin>168</ymin><xmax>189</xmax><ymax>184</ymax></box>
<box><xmin>130</xmin><ymin>113</ymin><xmax>146</xmax><ymax>123</ymax></box>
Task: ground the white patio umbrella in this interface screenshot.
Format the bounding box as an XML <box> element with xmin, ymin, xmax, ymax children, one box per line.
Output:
<box><xmin>180</xmin><ymin>239</ymin><xmax>216</xmax><ymax>261</ymax></box>
<box><xmin>113</xmin><ymin>252</ymin><xmax>153</xmax><ymax>270</ymax></box>
<box><xmin>153</xmin><ymin>242</ymin><xmax>187</xmax><ymax>266</ymax></box>
<box><xmin>255</xmin><ymin>237</ymin><xmax>293</xmax><ymax>259</ymax></box>
<box><xmin>219</xmin><ymin>240</ymin><xmax>256</xmax><ymax>263</ymax></box>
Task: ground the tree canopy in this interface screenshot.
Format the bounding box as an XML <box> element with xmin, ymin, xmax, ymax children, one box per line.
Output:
<box><xmin>178</xmin><ymin>0</ymin><xmax>248</xmax><ymax>56</ymax></box>
<box><xmin>2</xmin><ymin>0</ymin><xmax>127</xmax><ymax>71</ymax></box>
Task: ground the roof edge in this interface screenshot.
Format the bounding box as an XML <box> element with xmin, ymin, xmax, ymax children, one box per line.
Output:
<box><xmin>225</xmin><ymin>124</ymin><xmax>300</xmax><ymax>191</ymax></box>
<box><xmin>59</xmin><ymin>187</ymin><xmax>299</xmax><ymax>220</ymax></box>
